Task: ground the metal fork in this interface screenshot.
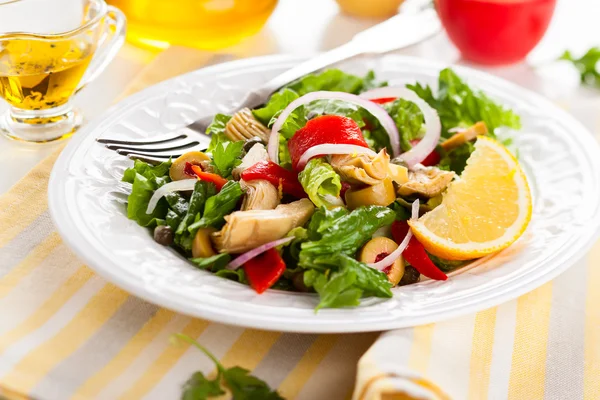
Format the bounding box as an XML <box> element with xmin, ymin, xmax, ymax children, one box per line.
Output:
<box><xmin>98</xmin><ymin>7</ymin><xmax>441</xmax><ymax>164</ymax></box>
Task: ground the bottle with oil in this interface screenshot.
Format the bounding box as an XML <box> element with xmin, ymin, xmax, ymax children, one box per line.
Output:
<box><xmin>106</xmin><ymin>0</ymin><xmax>278</xmax><ymax>50</ymax></box>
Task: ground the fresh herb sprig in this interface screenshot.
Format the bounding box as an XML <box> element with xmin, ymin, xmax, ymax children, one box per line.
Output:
<box><xmin>560</xmin><ymin>47</ymin><xmax>600</xmax><ymax>89</ymax></box>
<box><xmin>173</xmin><ymin>334</ymin><xmax>284</xmax><ymax>400</ymax></box>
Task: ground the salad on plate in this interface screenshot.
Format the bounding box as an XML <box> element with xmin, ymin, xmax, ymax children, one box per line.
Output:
<box><xmin>121</xmin><ymin>68</ymin><xmax>532</xmax><ymax>310</ymax></box>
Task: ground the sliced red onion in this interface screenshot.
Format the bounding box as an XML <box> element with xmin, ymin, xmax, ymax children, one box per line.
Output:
<box><xmin>226</xmin><ymin>236</ymin><xmax>294</xmax><ymax>270</ymax></box>
<box><xmin>368</xmin><ymin>199</ymin><xmax>420</xmax><ymax>271</ymax></box>
<box><xmin>297</xmin><ymin>144</ymin><xmax>377</xmax><ymax>170</ymax></box>
<box><xmin>146</xmin><ymin>179</ymin><xmax>197</xmax><ymax>214</ymax></box>
<box><xmin>267</xmin><ymin>91</ymin><xmax>400</xmax><ymax>164</ymax></box>
<box><xmin>360</xmin><ymin>87</ymin><xmax>441</xmax><ymax>169</ymax></box>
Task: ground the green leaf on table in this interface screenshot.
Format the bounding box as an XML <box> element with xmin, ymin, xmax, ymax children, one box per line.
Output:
<box><xmin>173</xmin><ymin>334</ymin><xmax>284</xmax><ymax>400</ymax></box>
<box><xmin>560</xmin><ymin>47</ymin><xmax>600</xmax><ymax>89</ymax></box>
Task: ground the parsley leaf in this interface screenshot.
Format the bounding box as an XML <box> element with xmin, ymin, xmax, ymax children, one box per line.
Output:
<box><xmin>560</xmin><ymin>47</ymin><xmax>600</xmax><ymax>89</ymax></box>
<box><xmin>182</xmin><ymin>372</ymin><xmax>224</xmax><ymax>400</ymax></box>
<box><xmin>210</xmin><ymin>140</ymin><xmax>244</xmax><ymax>178</ymax></box>
<box><xmin>173</xmin><ymin>334</ymin><xmax>284</xmax><ymax>400</ymax></box>
<box><xmin>206</xmin><ymin>114</ymin><xmax>233</xmax><ymax>153</ymax></box>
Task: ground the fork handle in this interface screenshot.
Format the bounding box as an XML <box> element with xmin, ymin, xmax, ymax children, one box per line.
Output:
<box><xmin>234</xmin><ymin>43</ymin><xmax>362</xmax><ymax>111</ymax></box>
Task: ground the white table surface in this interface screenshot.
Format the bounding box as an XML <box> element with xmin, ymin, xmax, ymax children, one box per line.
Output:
<box><xmin>0</xmin><ymin>0</ymin><xmax>598</xmax><ymax>195</ymax></box>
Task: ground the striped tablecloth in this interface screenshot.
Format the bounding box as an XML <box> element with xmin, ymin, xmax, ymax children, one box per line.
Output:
<box><xmin>0</xmin><ymin>46</ymin><xmax>599</xmax><ymax>400</ymax></box>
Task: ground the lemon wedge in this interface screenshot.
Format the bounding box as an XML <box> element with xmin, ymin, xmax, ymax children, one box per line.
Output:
<box><xmin>408</xmin><ymin>136</ymin><xmax>532</xmax><ymax>260</ymax></box>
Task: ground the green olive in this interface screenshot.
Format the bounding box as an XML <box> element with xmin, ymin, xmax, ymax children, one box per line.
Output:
<box><xmin>359</xmin><ymin>237</ymin><xmax>405</xmax><ymax>286</ymax></box>
<box><xmin>345</xmin><ymin>177</ymin><xmax>396</xmax><ymax>209</ymax></box>
<box><xmin>192</xmin><ymin>227</ymin><xmax>217</xmax><ymax>258</ymax></box>
<box><xmin>169</xmin><ymin>151</ymin><xmax>210</xmax><ymax>181</ymax></box>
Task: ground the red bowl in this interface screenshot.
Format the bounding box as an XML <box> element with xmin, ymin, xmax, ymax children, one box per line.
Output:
<box><xmin>435</xmin><ymin>0</ymin><xmax>557</xmax><ymax>65</ymax></box>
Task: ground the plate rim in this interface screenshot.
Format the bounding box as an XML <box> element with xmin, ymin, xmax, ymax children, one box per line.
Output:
<box><xmin>49</xmin><ymin>54</ymin><xmax>600</xmax><ymax>333</ymax></box>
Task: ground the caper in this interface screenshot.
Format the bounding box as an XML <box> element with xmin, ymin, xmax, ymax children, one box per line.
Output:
<box><xmin>399</xmin><ymin>265</ymin><xmax>420</xmax><ymax>286</ymax></box>
<box><xmin>243</xmin><ymin>136</ymin><xmax>265</xmax><ymax>153</ymax></box>
<box><xmin>154</xmin><ymin>225</ymin><xmax>173</xmax><ymax>246</ymax></box>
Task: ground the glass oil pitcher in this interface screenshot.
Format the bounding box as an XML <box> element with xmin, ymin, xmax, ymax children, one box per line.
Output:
<box><xmin>0</xmin><ymin>0</ymin><xmax>126</xmax><ymax>142</ymax></box>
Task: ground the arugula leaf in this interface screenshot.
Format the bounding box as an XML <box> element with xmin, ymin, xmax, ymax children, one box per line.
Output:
<box><xmin>210</xmin><ymin>140</ymin><xmax>244</xmax><ymax>178</ymax></box>
<box><xmin>206</xmin><ymin>114</ymin><xmax>233</xmax><ymax>153</ymax></box>
<box><xmin>407</xmin><ymin>68</ymin><xmax>521</xmax><ymax>138</ymax></box>
<box><xmin>438</xmin><ymin>142</ymin><xmax>474</xmax><ymax>174</ymax></box>
<box><xmin>384</xmin><ymin>99</ymin><xmax>425</xmax><ymax>152</ymax></box>
<box><xmin>390</xmin><ymin>201</ymin><xmax>411</xmax><ymax>221</ymax></box>
<box><xmin>427</xmin><ymin>253</ymin><xmax>468</xmax><ymax>273</ymax></box>
<box><xmin>122</xmin><ymin>160</ymin><xmax>173</xmax><ymax>227</ymax></box>
<box><xmin>188</xmin><ymin>181</ymin><xmax>244</xmax><ymax>232</ymax></box>
<box><xmin>173</xmin><ymin>334</ymin><xmax>283</xmax><ymax>400</ymax></box>
<box><xmin>560</xmin><ymin>47</ymin><xmax>600</xmax><ymax>89</ymax></box>
<box><xmin>190</xmin><ymin>253</ymin><xmax>231</xmax><ymax>271</ymax></box>
<box><xmin>299</xmin><ymin>206</ymin><xmax>396</xmax><ymax>269</ymax></box>
<box><xmin>298</xmin><ymin>158</ymin><xmax>342</xmax><ymax>208</ymax></box>
<box><xmin>175</xmin><ymin>181</ymin><xmax>215</xmax><ymax>251</ymax></box>
<box><xmin>252</xmin><ymin>89</ymin><xmax>299</xmax><ymax>126</ymax></box>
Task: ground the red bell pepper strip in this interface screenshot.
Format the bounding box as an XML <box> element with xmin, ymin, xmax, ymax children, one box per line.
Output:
<box><xmin>243</xmin><ymin>248</ymin><xmax>286</xmax><ymax>294</ymax></box>
<box><xmin>287</xmin><ymin>115</ymin><xmax>369</xmax><ymax>171</ymax></box>
<box><xmin>241</xmin><ymin>160</ymin><xmax>307</xmax><ymax>199</ymax></box>
<box><xmin>370</xmin><ymin>97</ymin><xmax>397</xmax><ymax>104</ymax></box>
<box><xmin>410</xmin><ymin>139</ymin><xmax>441</xmax><ymax>167</ymax></box>
<box><xmin>391</xmin><ymin>221</ymin><xmax>448</xmax><ymax>281</ymax></box>
<box><xmin>188</xmin><ymin>164</ymin><xmax>228</xmax><ymax>191</ymax></box>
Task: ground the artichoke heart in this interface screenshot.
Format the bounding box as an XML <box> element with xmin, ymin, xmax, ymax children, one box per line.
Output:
<box><xmin>398</xmin><ymin>165</ymin><xmax>455</xmax><ymax>198</ymax></box>
<box><xmin>211</xmin><ymin>199</ymin><xmax>314</xmax><ymax>254</ymax></box>
<box><xmin>240</xmin><ymin>179</ymin><xmax>280</xmax><ymax>211</ymax></box>
<box><xmin>330</xmin><ymin>149</ymin><xmax>390</xmax><ymax>186</ymax></box>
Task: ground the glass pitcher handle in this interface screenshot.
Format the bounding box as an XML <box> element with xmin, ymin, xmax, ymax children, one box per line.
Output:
<box><xmin>77</xmin><ymin>6</ymin><xmax>127</xmax><ymax>92</ymax></box>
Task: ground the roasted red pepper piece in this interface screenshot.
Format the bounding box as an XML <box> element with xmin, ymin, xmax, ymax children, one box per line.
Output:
<box><xmin>241</xmin><ymin>160</ymin><xmax>307</xmax><ymax>199</ymax></box>
<box><xmin>189</xmin><ymin>164</ymin><xmax>228</xmax><ymax>191</ymax></box>
<box><xmin>410</xmin><ymin>139</ymin><xmax>441</xmax><ymax>167</ymax></box>
<box><xmin>243</xmin><ymin>248</ymin><xmax>286</xmax><ymax>294</ymax></box>
<box><xmin>391</xmin><ymin>221</ymin><xmax>448</xmax><ymax>281</ymax></box>
<box><xmin>370</xmin><ymin>97</ymin><xmax>397</xmax><ymax>104</ymax></box>
<box><xmin>287</xmin><ymin>115</ymin><xmax>369</xmax><ymax>171</ymax></box>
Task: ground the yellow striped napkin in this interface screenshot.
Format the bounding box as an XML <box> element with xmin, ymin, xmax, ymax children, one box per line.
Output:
<box><xmin>1</xmin><ymin>45</ymin><xmax>599</xmax><ymax>400</ymax></box>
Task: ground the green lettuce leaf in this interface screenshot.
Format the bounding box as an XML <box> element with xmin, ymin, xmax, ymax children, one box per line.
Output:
<box><xmin>298</xmin><ymin>158</ymin><xmax>342</xmax><ymax>208</ymax></box>
<box><xmin>285</xmin><ymin>69</ymin><xmax>384</xmax><ymax>95</ymax></box>
<box><xmin>438</xmin><ymin>142</ymin><xmax>474</xmax><ymax>174</ymax></box>
<box><xmin>384</xmin><ymin>99</ymin><xmax>425</xmax><ymax>152</ymax></box>
<box><xmin>407</xmin><ymin>68</ymin><xmax>521</xmax><ymax>138</ymax></box>
<box><xmin>299</xmin><ymin>206</ymin><xmax>396</xmax><ymax>269</ymax></box>
<box><xmin>252</xmin><ymin>88</ymin><xmax>299</xmax><ymax>126</ymax></box>
<box><xmin>122</xmin><ymin>160</ymin><xmax>172</xmax><ymax>227</ymax></box>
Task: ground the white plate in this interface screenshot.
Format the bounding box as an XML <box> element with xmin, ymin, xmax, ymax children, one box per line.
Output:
<box><xmin>49</xmin><ymin>55</ymin><xmax>600</xmax><ymax>333</ymax></box>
